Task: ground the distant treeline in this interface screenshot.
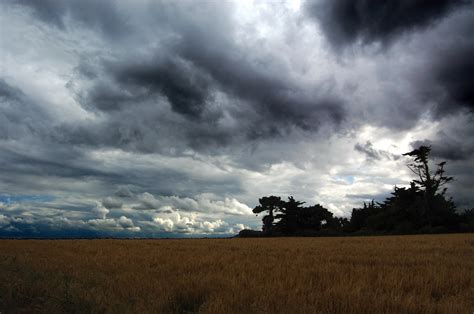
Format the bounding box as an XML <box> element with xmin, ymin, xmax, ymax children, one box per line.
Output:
<box><xmin>239</xmin><ymin>146</ymin><xmax>474</xmax><ymax>237</ymax></box>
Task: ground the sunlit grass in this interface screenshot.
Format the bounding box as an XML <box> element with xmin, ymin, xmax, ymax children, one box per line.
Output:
<box><xmin>1</xmin><ymin>234</ymin><xmax>473</xmax><ymax>313</ymax></box>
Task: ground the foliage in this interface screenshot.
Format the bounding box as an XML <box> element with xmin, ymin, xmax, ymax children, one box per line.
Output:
<box><xmin>252</xmin><ymin>196</ymin><xmax>339</xmax><ymax>236</ymax></box>
<box><xmin>403</xmin><ymin>146</ymin><xmax>453</xmax><ymax>197</ymax></box>
<box><xmin>252</xmin><ymin>196</ymin><xmax>283</xmax><ymax>234</ymax></box>
<box><xmin>459</xmin><ymin>208</ymin><xmax>474</xmax><ymax>232</ymax></box>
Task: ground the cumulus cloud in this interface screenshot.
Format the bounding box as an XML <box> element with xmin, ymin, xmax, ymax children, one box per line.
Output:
<box><xmin>152</xmin><ymin>212</ymin><xmax>194</xmax><ymax>233</ymax></box>
<box><xmin>135</xmin><ymin>192</ymin><xmax>161</xmax><ymax>210</ymax></box>
<box><xmin>0</xmin><ymin>197</ymin><xmax>249</xmax><ymax>237</ymax></box>
<box><xmin>88</xmin><ymin>216</ymin><xmax>140</xmax><ymax>232</ymax></box>
<box><xmin>148</xmin><ymin>212</ymin><xmax>233</xmax><ymax>234</ymax></box>
<box><xmin>115</xmin><ymin>186</ymin><xmax>133</xmax><ymax>198</ymax></box>
<box><xmin>133</xmin><ymin>192</ymin><xmax>252</xmax><ymax>216</ymax></box>
<box><xmin>0</xmin><ymin>214</ymin><xmax>10</xmax><ymax>228</ymax></box>
<box><xmin>0</xmin><ymin>201</ymin><xmax>141</xmax><ymax>237</ymax></box>
<box><xmin>102</xmin><ymin>197</ymin><xmax>123</xmax><ymax>209</ymax></box>
<box><xmin>93</xmin><ymin>202</ymin><xmax>110</xmax><ymax>219</ymax></box>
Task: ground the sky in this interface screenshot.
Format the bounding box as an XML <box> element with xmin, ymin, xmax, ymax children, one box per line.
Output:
<box><xmin>0</xmin><ymin>0</ymin><xmax>473</xmax><ymax>238</ymax></box>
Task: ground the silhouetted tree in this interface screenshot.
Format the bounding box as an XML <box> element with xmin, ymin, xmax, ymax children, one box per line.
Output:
<box><xmin>253</xmin><ymin>196</ymin><xmax>339</xmax><ymax>235</ymax></box>
<box><xmin>371</xmin><ymin>183</ymin><xmax>424</xmax><ymax>233</ymax></box>
<box><xmin>274</xmin><ymin>196</ymin><xmax>306</xmax><ymax>234</ymax></box>
<box><xmin>403</xmin><ymin>146</ymin><xmax>453</xmax><ymax>195</ymax></box>
<box><xmin>349</xmin><ymin>200</ymin><xmax>380</xmax><ymax>232</ymax></box>
<box><xmin>326</xmin><ymin>216</ymin><xmax>351</xmax><ymax>232</ymax></box>
<box><xmin>403</xmin><ymin>146</ymin><xmax>456</xmax><ymax>228</ymax></box>
<box><xmin>460</xmin><ymin>209</ymin><xmax>474</xmax><ymax>232</ymax></box>
<box><xmin>300</xmin><ymin>204</ymin><xmax>334</xmax><ymax>231</ymax></box>
<box><xmin>252</xmin><ymin>196</ymin><xmax>283</xmax><ymax>234</ymax></box>
<box><xmin>348</xmin><ymin>146</ymin><xmax>459</xmax><ymax>234</ymax></box>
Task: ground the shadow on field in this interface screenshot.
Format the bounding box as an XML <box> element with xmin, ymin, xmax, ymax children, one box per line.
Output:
<box><xmin>167</xmin><ymin>288</ymin><xmax>209</xmax><ymax>314</ymax></box>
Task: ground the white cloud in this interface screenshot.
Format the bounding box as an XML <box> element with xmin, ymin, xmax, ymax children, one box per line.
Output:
<box><xmin>134</xmin><ymin>192</ymin><xmax>252</xmax><ymax>216</ymax></box>
<box><xmin>0</xmin><ymin>214</ymin><xmax>11</xmax><ymax>228</ymax></box>
<box><xmin>88</xmin><ymin>216</ymin><xmax>140</xmax><ymax>232</ymax></box>
<box><xmin>147</xmin><ymin>211</ymin><xmax>235</xmax><ymax>234</ymax></box>
<box><xmin>92</xmin><ymin>202</ymin><xmax>110</xmax><ymax>219</ymax></box>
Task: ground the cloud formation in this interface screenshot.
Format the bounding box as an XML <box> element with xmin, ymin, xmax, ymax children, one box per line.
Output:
<box><xmin>306</xmin><ymin>0</ymin><xmax>470</xmax><ymax>48</ymax></box>
<box><xmin>0</xmin><ymin>0</ymin><xmax>473</xmax><ymax>237</ymax></box>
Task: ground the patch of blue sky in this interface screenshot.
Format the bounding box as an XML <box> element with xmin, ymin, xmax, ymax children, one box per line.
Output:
<box><xmin>345</xmin><ymin>176</ymin><xmax>355</xmax><ymax>184</ymax></box>
<box><xmin>0</xmin><ymin>194</ymin><xmax>55</xmax><ymax>204</ymax></box>
<box><xmin>332</xmin><ymin>175</ymin><xmax>355</xmax><ymax>185</ymax></box>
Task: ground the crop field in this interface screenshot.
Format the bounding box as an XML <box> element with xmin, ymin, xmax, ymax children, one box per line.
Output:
<box><xmin>0</xmin><ymin>234</ymin><xmax>473</xmax><ymax>313</ymax></box>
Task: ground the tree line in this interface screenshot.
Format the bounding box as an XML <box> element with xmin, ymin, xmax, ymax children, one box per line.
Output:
<box><xmin>239</xmin><ymin>146</ymin><xmax>474</xmax><ymax>237</ymax></box>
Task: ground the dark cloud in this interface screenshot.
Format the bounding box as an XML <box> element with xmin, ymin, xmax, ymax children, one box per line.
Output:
<box><xmin>51</xmin><ymin>0</ymin><xmax>348</xmax><ymax>157</ymax></box>
<box><xmin>13</xmin><ymin>0</ymin><xmax>67</xmax><ymax>29</ymax></box>
<box><xmin>108</xmin><ymin>57</ymin><xmax>214</xmax><ymax>118</ymax></box>
<box><xmin>174</xmin><ymin>29</ymin><xmax>347</xmax><ymax>135</ymax></box>
<box><xmin>10</xmin><ymin>0</ymin><xmax>130</xmax><ymax>38</ymax></box>
<box><xmin>354</xmin><ymin>141</ymin><xmax>397</xmax><ymax>161</ymax></box>
<box><xmin>431</xmin><ymin>32</ymin><xmax>474</xmax><ymax>113</ymax></box>
<box><xmin>408</xmin><ymin>113</ymin><xmax>474</xmax><ymax>209</ymax></box>
<box><xmin>134</xmin><ymin>192</ymin><xmax>161</xmax><ymax>210</ymax></box>
<box><xmin>306</xmin><ymin>0</ymin><xmax>470</xmax><ymax>48</ymax></box>
<box><xmin>102</xmin><ymin>197</ymin><xmax>123</xmax><ymax>209</ymax></box>
<box><xmin>402</xmin><ymin>8</ymin><xmax>474</xmax><ymax>116</ymax></box>
<box><xmin>115</xmin><ymin>187</ymin><xmax>133</xmax><ymax>198</ymax></box>
<box><xmin>72</xmin><ymin>39</ymin><xmax>346</xmax><ymax>153</ymax></box>
<box><xmin>354</xmin><ymin>141</ymin><xmax>380</xmax><ymax>160</ymax></box>
<box><xmin>0</xmin><ymin>146</ymin><xmax>107</xmax><ymax>179</ymax></box>
<box><xmin>0</xmin><ymin>79</ymin><xmax>49</xmax><ymax>140</ymax></box>
<box><xmin>411</xmin><ymin>139</ymin><xmax>467</xmax><ymax>161</ymax></box>
<box><xmin>411</xmin><ymin>122</ymin><xmax>474</xmax><ymax>161</ymax></box>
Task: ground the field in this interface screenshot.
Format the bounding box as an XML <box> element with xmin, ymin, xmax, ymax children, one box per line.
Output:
<box><xmin>0</xmin><ymin>234</ymin><xmax>473</xmax><ymax>313</ymax></box>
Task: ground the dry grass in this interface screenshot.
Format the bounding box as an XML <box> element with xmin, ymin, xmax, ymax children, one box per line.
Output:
<box><xmin>0</xmin><ymin>234</ymin><xmax>473</xmax><ymax>313</ymax></box>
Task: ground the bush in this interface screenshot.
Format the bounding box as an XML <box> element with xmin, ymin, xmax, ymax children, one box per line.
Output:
<box><xmin>238</xmin><ymin>229</ymin><xmax>263</xmax><ymax>238</ymax></box>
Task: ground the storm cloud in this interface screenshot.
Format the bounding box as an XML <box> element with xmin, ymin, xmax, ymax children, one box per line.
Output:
<box><xmin>306</xmin><ymin>0</ymin><xmax>474</xmax><ymax>117</ymax></box>
<box><xmin>306</xmin><ymin>0</ymin><xmax>471</xmax><ymax>48</ymax></box>
<box><xmin>0</xmin><ymin>0</ymin><xmax>473</xmax><ymax>237</ymax></box>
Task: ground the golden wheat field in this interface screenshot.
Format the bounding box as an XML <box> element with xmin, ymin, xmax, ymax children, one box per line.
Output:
<box><xmin>0</xmin><ymin>234</ymin><xmax>473</xmax><ymax>313</ymax></box>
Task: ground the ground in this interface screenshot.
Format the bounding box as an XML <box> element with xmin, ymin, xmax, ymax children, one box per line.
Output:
<box><xmin>1</xmin><ymin>234</ymin><xmax>473</xmax><ymax>313</ymax></box>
